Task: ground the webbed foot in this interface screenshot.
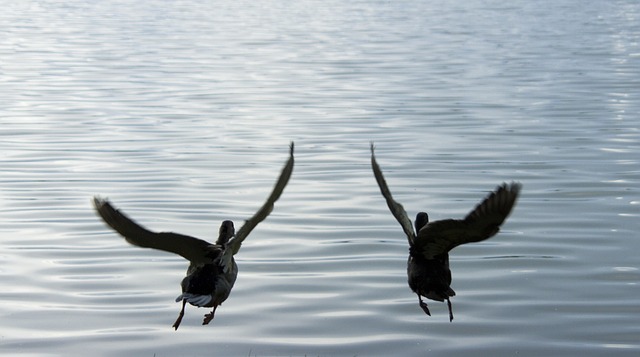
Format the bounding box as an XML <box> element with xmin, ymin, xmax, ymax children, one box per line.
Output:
<box><xmin>172</xmin><ymin>300</ymin><xmax>187</xmax><ymax>330</ymax></box>
<box><xmin>202</xmin><ymin>306</ymin><xmax>218</xmax><ymax>325</ymax></box>
<box><xmin>418</xmin><ymin>297</ymin><xmax>431</xmax><ymax>316</ymax></box>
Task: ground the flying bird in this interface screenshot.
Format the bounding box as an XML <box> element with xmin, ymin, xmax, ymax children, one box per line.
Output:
<box><xmin>370</xmin><ymin>143</ymin><xmax>520</xmax><ymax>321</ymax></box>
<box><xmin>93</xmin><ymin>143</ymin><xmax>294</xmax><ymax>330</ymax></box>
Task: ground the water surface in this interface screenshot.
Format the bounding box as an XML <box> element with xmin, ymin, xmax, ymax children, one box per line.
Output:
<box><xmin>1</xmin><ymin>0</ymin><xmax>639</xmax><ymax>356</ymax></box>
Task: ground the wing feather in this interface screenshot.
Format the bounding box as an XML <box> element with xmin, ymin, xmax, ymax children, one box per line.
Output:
<box><xmin>417</xmin><ymin>182</ymin><xmax>521</xmax><ymax>259</ymax></box>
<box><xmin>370</xmin><ymin>143</ymin><xmax>416</xmax><ymax>244</ymax></box>
<box><xmin>93</xmin><ymin>197</ymin><xmax>212</xmax><ymax>263</ymax></box>
<box><xmin>226</xmin><ymin>142</ymin><xmax>295</xmax><ymax>256</ymax></box>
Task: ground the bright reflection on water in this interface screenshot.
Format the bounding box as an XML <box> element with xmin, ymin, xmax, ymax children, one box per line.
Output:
<box><xmin>1</xmin><ymin>0</ymin><xmax>639</xmax><ymax>356</ymax></box>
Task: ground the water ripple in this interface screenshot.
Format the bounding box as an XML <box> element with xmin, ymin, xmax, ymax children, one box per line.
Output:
<box><xmin>1</xmin><ymin>0</ymin><xmax>639</xmax><ymax>356</ymax></box>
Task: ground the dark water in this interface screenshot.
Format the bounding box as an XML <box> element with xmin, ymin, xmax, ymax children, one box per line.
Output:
<box><xmin>1</xmin><ymin>0</ymin><xmax>639</xmax><ymax>356</ymax></box>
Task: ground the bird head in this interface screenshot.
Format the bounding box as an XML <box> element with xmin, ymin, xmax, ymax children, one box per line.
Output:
<box><xmin>415</xmin><ymin>212</ymin><xmax>429</xmax><ymax>233</ymax></box>
<box><xmin>217</xmin><ymin>220</ymin><xmax>235</xmax><ymax>246</ymax></box>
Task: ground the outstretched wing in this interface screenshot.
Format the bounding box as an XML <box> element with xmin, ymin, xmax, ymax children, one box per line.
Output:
<box><xmin>370</xmin><ymin>143</ymin><xmax>416</xmax><ymax>244</ymax></box>
<box><xmin>93</xmin><ymin>197</ymin><xmax>212</xmax><ymax>263</ymax></box>
<box><xmin>415</xmin><ymin>182</ymin><xmax>521</xmax><ymax>259</ymax></box>
<box><xmin>226</xmin><ymin>142</ymin><xmax>295</xmax><ymax>256</ymax></box>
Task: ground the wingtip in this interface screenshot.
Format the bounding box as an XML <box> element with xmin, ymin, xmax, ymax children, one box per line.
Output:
<box><xmin>501</xmin><ymin>181</ymin><xmax>522</xmax><ymax>197</ymax></box>
<box><xmin>488</xmin><ymin>181</ymin><xmax>522</xmax><ymax>219</ymax></box>
<box><xmin>288</xmin><ymin>142</ymin><xmax>295</xmax><ymax>167</ymax></box>
<box><xmin>92</xmin><ymin>196</ymin><xmax>107</xmax><ymax>209</ymax></box>
<box><xmin>370</xmin><ymin>141</ymin><xmax>376</xmax><ymax>155</ymax></box>
<box><xmin>511</xmin><ymin>181</ymin><xmax>522</xmax><ymax>195</ymax></box>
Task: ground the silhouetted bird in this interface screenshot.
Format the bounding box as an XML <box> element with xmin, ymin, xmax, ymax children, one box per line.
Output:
<box><xmin>93</xmin><ymin>143</ymin><xmax>294</xmax><ymax>330</ymax></box>
<box><xmin>370</xmin><ymin>144</ymin><xmax>520</xmax><ymax>321</ymax></box>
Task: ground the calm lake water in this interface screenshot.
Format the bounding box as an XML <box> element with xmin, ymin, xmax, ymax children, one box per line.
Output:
<box><xmin>1</xmin><ymin>0</ymin><xmax>639</xmax><ymax>356</ymax></box>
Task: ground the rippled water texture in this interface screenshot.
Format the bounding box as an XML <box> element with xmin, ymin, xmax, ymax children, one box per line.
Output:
<box><xmin>1</xmin><ymin>0</ymin><xmax>639</xmax><ymax>356</ymax></box>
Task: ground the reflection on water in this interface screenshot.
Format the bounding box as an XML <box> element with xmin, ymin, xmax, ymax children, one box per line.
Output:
<box><xmin>1</xmin><ymin>0</ymin><xmax>639</xmax><ymax>356</ymax></box>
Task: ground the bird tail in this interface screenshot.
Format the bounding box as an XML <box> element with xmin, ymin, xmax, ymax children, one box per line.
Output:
<box><xmin>176</xmin><ymin>293</ymin><xmax>213</xmax><ymax>307</ymax></box>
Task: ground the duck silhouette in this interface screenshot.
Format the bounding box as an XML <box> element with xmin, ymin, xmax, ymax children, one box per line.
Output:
<box><xmin>93</xmin><ymin>143</ymin><xmax>294</xmax><ymax>330</ymax></box>
<box><xmin>370</xmin><ymin>144</ymin><xmax>520</xmax><ymax>321</ymax></box>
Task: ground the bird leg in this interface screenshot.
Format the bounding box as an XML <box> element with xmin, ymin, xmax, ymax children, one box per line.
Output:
<box><xmin>202</xmin><ymin>306</ymin><xmax>218</xmax><ymax>325</ymax></box>
<box><xmin>447</xmin><ymin>297</ymin><xmax>454</xmax><ymax>322</ymax></box>
<box><xmin>172</xmin><ymin>299</ymin><xmax>187</xmax><ymax>330</ymax></box>
<box><xmin>418</xmin><ymin>296</ymin><xmax>431</xmax><ymax>316</ymax></box>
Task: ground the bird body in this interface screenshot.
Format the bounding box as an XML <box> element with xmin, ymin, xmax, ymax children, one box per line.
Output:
<box><xmin>407</xmin><ymin>250</ymin><xmax>455</xmax><ymax>305</ymax></box>
<box><xmin>371</xmin><ymin>143</ymin><xmax>520</xmax><ymax>321</ymax></box>
<box><xmin>177</xmin><ymin>247</ymin><xmax>238</xmax><ymax>309</ymax></box>
<box><xmin>94</xmin><ymin>143</ymin><xmax>294</xmax><ymax>330</ymax></box>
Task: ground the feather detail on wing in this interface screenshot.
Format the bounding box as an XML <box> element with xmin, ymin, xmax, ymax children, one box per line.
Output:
<box><xmin>93</xmin><ymin>197</ymin><xmax>212</xmax><ymax>264</ymax></box>
<box><xmin>370</xmin><ymin>143</ymin><xmax>416</xmax><ymax>244</ymax></box>
<box><xmin>416</xmin><ymin>182</ymin><xmax>521</xmax><ymax>259</ymax></box>
<box><xmin>224</xmin><ymin>142</ymin><xmax>295</xmax><ymax>261</ymax></box>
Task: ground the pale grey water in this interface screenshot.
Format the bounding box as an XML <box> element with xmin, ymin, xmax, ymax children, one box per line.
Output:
<box><xmin>1</xmin><ymin>0</ymin><xmax>639</xmax><ymax>356</ymax></box>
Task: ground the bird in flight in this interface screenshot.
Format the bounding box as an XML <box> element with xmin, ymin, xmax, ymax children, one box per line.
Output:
<box><xmin>94</xmin><ymin>143</ymin><xmax>294</xmax><ymax>330</ymax></box>
<box><xmin>370</xmin><ymin>143</ymin><xmax>520</xmax><ymax>321</ymax></box>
